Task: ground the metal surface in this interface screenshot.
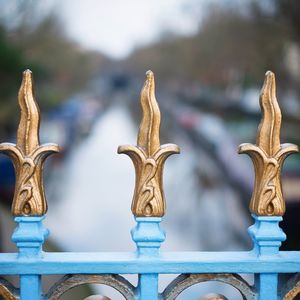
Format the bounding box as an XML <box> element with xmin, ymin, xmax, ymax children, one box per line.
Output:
<box><xmin>0</xmin><ymin>70</ymin><xmax>59</xmax><ymax>216</ymax></box>
<box><xmin>0</xmin><ymin>277</ymin><xmax>19</xmax><ymax>300</ymax></box>
<box><xmin>0</xmin><ymin>251</ymin><xmax>300</xmax><ymax>274</ymax></box>
<box><xmin>238</xmin><ymin>71</ymin><xmax>298</xmax><ymax>216</ymax></box>
<box><xmin>46</xmin><ymin>274</ymin><xmax>135</xmax><ymax>300</ymax></box>
<box><xmin>282</xmin><ymin>273</ymin><xmax>300</xmax><ymax>300</ymax></box>
<box><xmin>118</xmin><ymin>71</ymin><xmax>180</xmax><ymax>217</ymax></box>
<box><xmin>248</xmin><ymin>215</ymin><xmax>286</xmax><ymax>256</ymax></box>
<box><xmin>162</xmin><ymin>273</ymin><xmax>256</xmax><ymax>300</ymax></box>
<box><xmin>0</xmin><ymin>70</ymin><xmax>299</xmax><ymax>299</ymax></box>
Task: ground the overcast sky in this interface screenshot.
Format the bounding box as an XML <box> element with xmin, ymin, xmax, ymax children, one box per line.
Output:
<box><xmin>0</xmin><ymin>0</ymin><xmax>253</xmax><ymax>59</ymax></box>
<box><xmin>54</xmin><ymin>0</ymin><xmax>204</xmax><ymax>59</ymax></box>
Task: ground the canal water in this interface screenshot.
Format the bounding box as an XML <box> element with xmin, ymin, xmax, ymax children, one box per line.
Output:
<box><xmin>45</xmin><ymin>103</ymin><xmax>250</xmax><ymax>299</ymax></box>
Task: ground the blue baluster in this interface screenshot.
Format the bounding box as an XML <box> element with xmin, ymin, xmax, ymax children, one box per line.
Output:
<box><xmin>248</xmin><ymin>215</ymin><xmax>286</xmax><ymax>257</ymax></box>
<box><xmin>131</xmin><ymin>217</ymin><xmax>165</xmax><ymax>299</ymax></box>
<box><xmin>239</xmin><ymin>72</ymin><xmax>299</xmax><ymax>300</ymax></box>
<box><xmin>12</xmin><ymin>216</ymin><xmax>48</xmax><ymax>300</ymax></box>
<box><xmin>131</xmin><ymin>217</ymin><xmax>165</xmax><ymax>257</ymax></box>
<box><xmin>119</xmin><ymin>71</ymin><xmax>179</xmax><ymax>299</ymax></box>
<box><xmin>0</xmin><ymin>70</ymin><xmax>58</xmax><ymax>300</ymax></box>
<box><xmin>248</xmin><ymin>214</ymin><xmax>286</xmax><ymax>300</ymax></box>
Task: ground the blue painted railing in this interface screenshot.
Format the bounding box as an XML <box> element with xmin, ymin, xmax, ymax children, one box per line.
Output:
<box><xmin>0</xmin><ymin>69</ymin><xmax>299</xmax><ymax>300</ymax></box>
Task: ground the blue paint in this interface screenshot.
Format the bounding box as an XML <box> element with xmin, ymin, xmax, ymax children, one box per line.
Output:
<box><xmin>12</xmin><ymin>216</ymin><xmax>48</xmax><ymax>257</ymax></box>
<box><xmin>0</xmin><ymin>215</ymin><xmax>297</xmax><ymax>299</ymax></box>
<box><xmin>138</xmin><ymin>274</ymin><xmax>159</xmax><ymax>300</ymax></box>
<box><xmin>0</xmin><ymin>251</ymin><xmax>299</xmax><ymax>275</ymax></box>
<box><xmin>12</xmin><ymin>217</ymin><xmax>47</xmax><ymax>300</ymax></box>
<box><xmin>247</xmin><ymin>215</ymin><xmax>287</xmax><ymax>299</ymax></box>
<box><xmin>248</xmin><ymin>214</ymin><xmax>286</xmax><ymax>256</ymax></box>
<box><xmin>256</xmin><ymin>273</ymin><xmax>278</xmax><ymax>300</ymax></box>
<box><xmin>131</xmin><ymin>217</ymin><xmax>165</xmax><ymax>257</ymax></box>
<box><xmin>131</xmin><ymin>217</ymin><xmax>165</xmax><ymax>299</ymax></box>
<box><xmin>20</xmin><ymin>275</ymin><xmax>42</xmax><ymax>300</ymax></box>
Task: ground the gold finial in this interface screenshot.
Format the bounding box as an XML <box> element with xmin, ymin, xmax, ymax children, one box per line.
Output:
<box><xmin>238</xmin><ymin>71</ymin><xmax>298</xmax><ymax>216</ymax></box>
<box><xmin>138</xmin><ymin>70</ymin><xmax>161</xmax><ymax>156</ymax></box>
<box><xmin>118</xmin><ymin>71</ymin><xmax>180</xmax><ymax>217</ymax></box>
<box><xmin>0</xmin><ymin>70</ymin><xmax>59</xmax><ymax>216</ymax></box>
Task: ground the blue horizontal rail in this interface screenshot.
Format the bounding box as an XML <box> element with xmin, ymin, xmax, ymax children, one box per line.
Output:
<box><xmin>0</xmin><ymin>251</ymin><xmax>300</xmax><ymax>275</ymax></box>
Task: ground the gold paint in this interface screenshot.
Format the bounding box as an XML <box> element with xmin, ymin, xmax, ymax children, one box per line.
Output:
<box><xmin>0</xmin><ymin>285</ymin><xmax>18</xmax><ymax>300</ymax></box>
<box><xmin>0</xmin><ymin>70</ymin><xmax>59</xmax><ymax>216</ymax></box>
<box><xmin>118</xmin><ymin>71</ymin><xmax>180</xmax><ymax>217</ymax></box>
<box><xmin>239</xmin><ymin>71</ymin><xmax>298</xmax><ymax>216</ymax></box>
<box><xmin>283</xmin><ymin>283</ymin><xmax>300</xmax><ymax>300</ymax></box>
<box><xmin>283</xmin><ymin>274</ymin><xmax>300</xmax><ymax>300</ymax></box>
<box><xmin>0</xmin><ymin>277</ymin><xmax>19</xmax><ymax>300</ymax></box>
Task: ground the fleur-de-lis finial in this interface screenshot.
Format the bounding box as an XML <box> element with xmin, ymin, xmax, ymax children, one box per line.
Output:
<box><xmin>238</xmin><ymin>71</ymin><xmax>298</xmax><ymax>216</ymax></box>
<box><xmin>0</xmin><ymin>70</ymin><xmax>59</xmax><ymax>216</ymax></box>
<box><xmin>118</xmin><ymin>71</ymin><xmax>180</xmax><ymax>217</ymax></box>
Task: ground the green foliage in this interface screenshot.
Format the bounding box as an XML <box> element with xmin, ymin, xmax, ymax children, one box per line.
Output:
<box><xmin>0</xmin><ymin>25</ymin><xmax>26</xmax><ymax>137</ymax></box>
<box><xmin>125</xmin><ymin>2</ymin><xmax>296</xmax><ymax>89</ymax></box>
<box><xmin>0</xmin><ymin>12</ymin><xmax>108</xmax><ymax>138</ymax></box>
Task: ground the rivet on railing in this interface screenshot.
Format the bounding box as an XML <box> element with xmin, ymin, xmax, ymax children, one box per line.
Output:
<box><xmin>118</xmin><ymin>70</ymin><xmax>180</xmax><ymax>217</ymax></box>
<box><xmin>238</xmin><ymin>71</ymin><xmax>298</xmax><ymax>216</ymax></box>
<box><xmin>0</xmin><ymin>70</ymin><xmax>59</xmax><ymax>216</ymax></box>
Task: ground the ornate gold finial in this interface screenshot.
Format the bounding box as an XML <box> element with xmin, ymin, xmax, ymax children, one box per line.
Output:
<box><xmin>118</xmin><ymin>71</ymin><xmax>180</xmax><ymax>217</ymax></box>
<box><xmin>238</xmin><ymin>71</ymin><xmax>298</xmax><ymax>216</ymax></box>
<box><xmin>0</xmin><ymin>70</ymin><xmax>59</xmax><ymax>216</ymax></box>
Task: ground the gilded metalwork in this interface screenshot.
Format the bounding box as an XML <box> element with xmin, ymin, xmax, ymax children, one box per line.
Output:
<box><xmin>0</xmin><ymin>277</ymin><xmax>19</xmax><ymax>300</ymax></box>
<box><xmin>46</xmin><ymin>274</ymin><xmax>135</xmax><ymax>300</ymax></box>
<box><xmin>238</xmin><ymin>71</ymin><xmax>298</xmax><ymax>216</ymax></box>
<box><xmin>162</xmin><ymin>273</ymin><xmax>256</xmax><ymax>300</ymax></box>
<box><xmin>118</xmin><ymin>71</ymin><xmax>180</xmax><ymax>217</ymax></box>
<box><xmin>0</xmin><ymin>70</ymin><xmax>59</xmax><ymax>216</ymax></box>
<box><xmin>282</xmin><ymin>273</ymin><xmax>300</xmax><ymax>300</ymax></box>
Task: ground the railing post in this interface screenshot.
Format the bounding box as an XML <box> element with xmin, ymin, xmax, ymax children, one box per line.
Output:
<box><xmin>12</xmin><ymin>216</ymin><xmax>49</xmax><ymax>257</ymax></box>
<box><xmin>12</xmin><ymin>216</ymin><xmax>48</xmax><ymax>300</ymax></box>
<box><xmin>248</xmin><ymin>215</ymin><xmax>286</xmax><ymax>257</ymax></box>
<box><xmin>248</xmin><ymin>214</ymin><xmax>286</xmax><ymax>300</ymax></box>
<box><xmin>19</xmin><ymin>275</ymin><xmax>42</xmax><ymax>300</ymax></box>
<box><xmin>118</xmin><ymin>71</ymin><xmax>179</xmax><ymax>299</ymax></box>
<box><xmin>0</xmin><ymin>70</ymin><xmax>59</xmax><ymax>300</ymax></box>
<box><xmin>132</xmin><ymin>217</ymin><xmax>165</xmax><ymax>299</ymax></box>
<box><xmin>239</xmin><ymin>71</ymin><xmax>299</xmax><ymax>300</ymax></box>
<box><xmin>131</xmin><ymin>217</ymin><xmax>165</xmax><ymax>257</ymax></box>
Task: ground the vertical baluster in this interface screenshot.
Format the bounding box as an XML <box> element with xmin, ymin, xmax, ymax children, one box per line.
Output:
<box><xmin>137</xmin><ymin>274</ymin><xmax>160</xmax><ymax>299</ymax></box>
<box><xmin>13</xmin><ymin>217</ymin><xmax>48</xmax><ymax>300</ymax></box>
<box><xmin>0</xmin><ymin>70</ymin><xmax>59</xmax><ymax>300</ymax></box>
<box><xmin>249</xmin><ymin>214</ymin><xmax>285</xmax><ymax>300</ymax></box>
<box><xmin>20</xmin><ymin>275</ymin><xmax>42</xmax><ymax>300</ymax></box>
<box><xmin>254</xmin><ymin>273</ymin><xmax>278</xmax><ymax>300</ymax></box>
<box><xmin>131</xmin><ymin>217</ymin><xmax>165</xmax><ymax>299</ymax></box>
<box><xmin>239</xmin><ymin>71</ymin><xmax>298</xmax><ymax>300</ymax></box>
<box><xmin>118</xmin><ymin>71</ymin><xmax>179</xmax><ymax>299</ymax></box>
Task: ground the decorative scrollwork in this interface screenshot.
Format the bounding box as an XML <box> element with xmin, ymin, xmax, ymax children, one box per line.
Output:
<box><xmin>0</xmin><ymin>70</ymin><xmax>59</xmax><ymax>216</ymax></box>
<box><xmin>0</xmin><ymin>277</ymin><xmax>19</xmax><ymax>300</ymax></box>
<box><xmin>282</xmin><ymin>273</ymin><xmax>300</xmax><ymax>300</ymax></box>
<box><xmin>162</xmin><ymin>273</ymin><xmax>256</xmax><ymax>300</ymax></box>
<box><xmin>118</xmin><ymin>71</ymin><xmax>180</xmax><ymax>217</ymax></box>
<box><xmin>238</xmin><ymin>71</ymin><xmax>298</xmax><ymax>216</ymax></box>
<box><xmin>45</xmin><ymin>274</ymin><xmax>135</xmax><ymax>300</ymax></box>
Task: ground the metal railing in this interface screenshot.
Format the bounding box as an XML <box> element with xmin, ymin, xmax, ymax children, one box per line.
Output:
<box><xmin>0</xmin><ymin>69</ymin><xmax>299</xmax><ymax>299</ymax></box>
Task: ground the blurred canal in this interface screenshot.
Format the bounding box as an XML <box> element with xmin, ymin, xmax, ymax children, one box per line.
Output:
<box><xmin>44</xmin><ymin>98</ymin><xmax>251</xmax><ymax>299</ymax></box>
